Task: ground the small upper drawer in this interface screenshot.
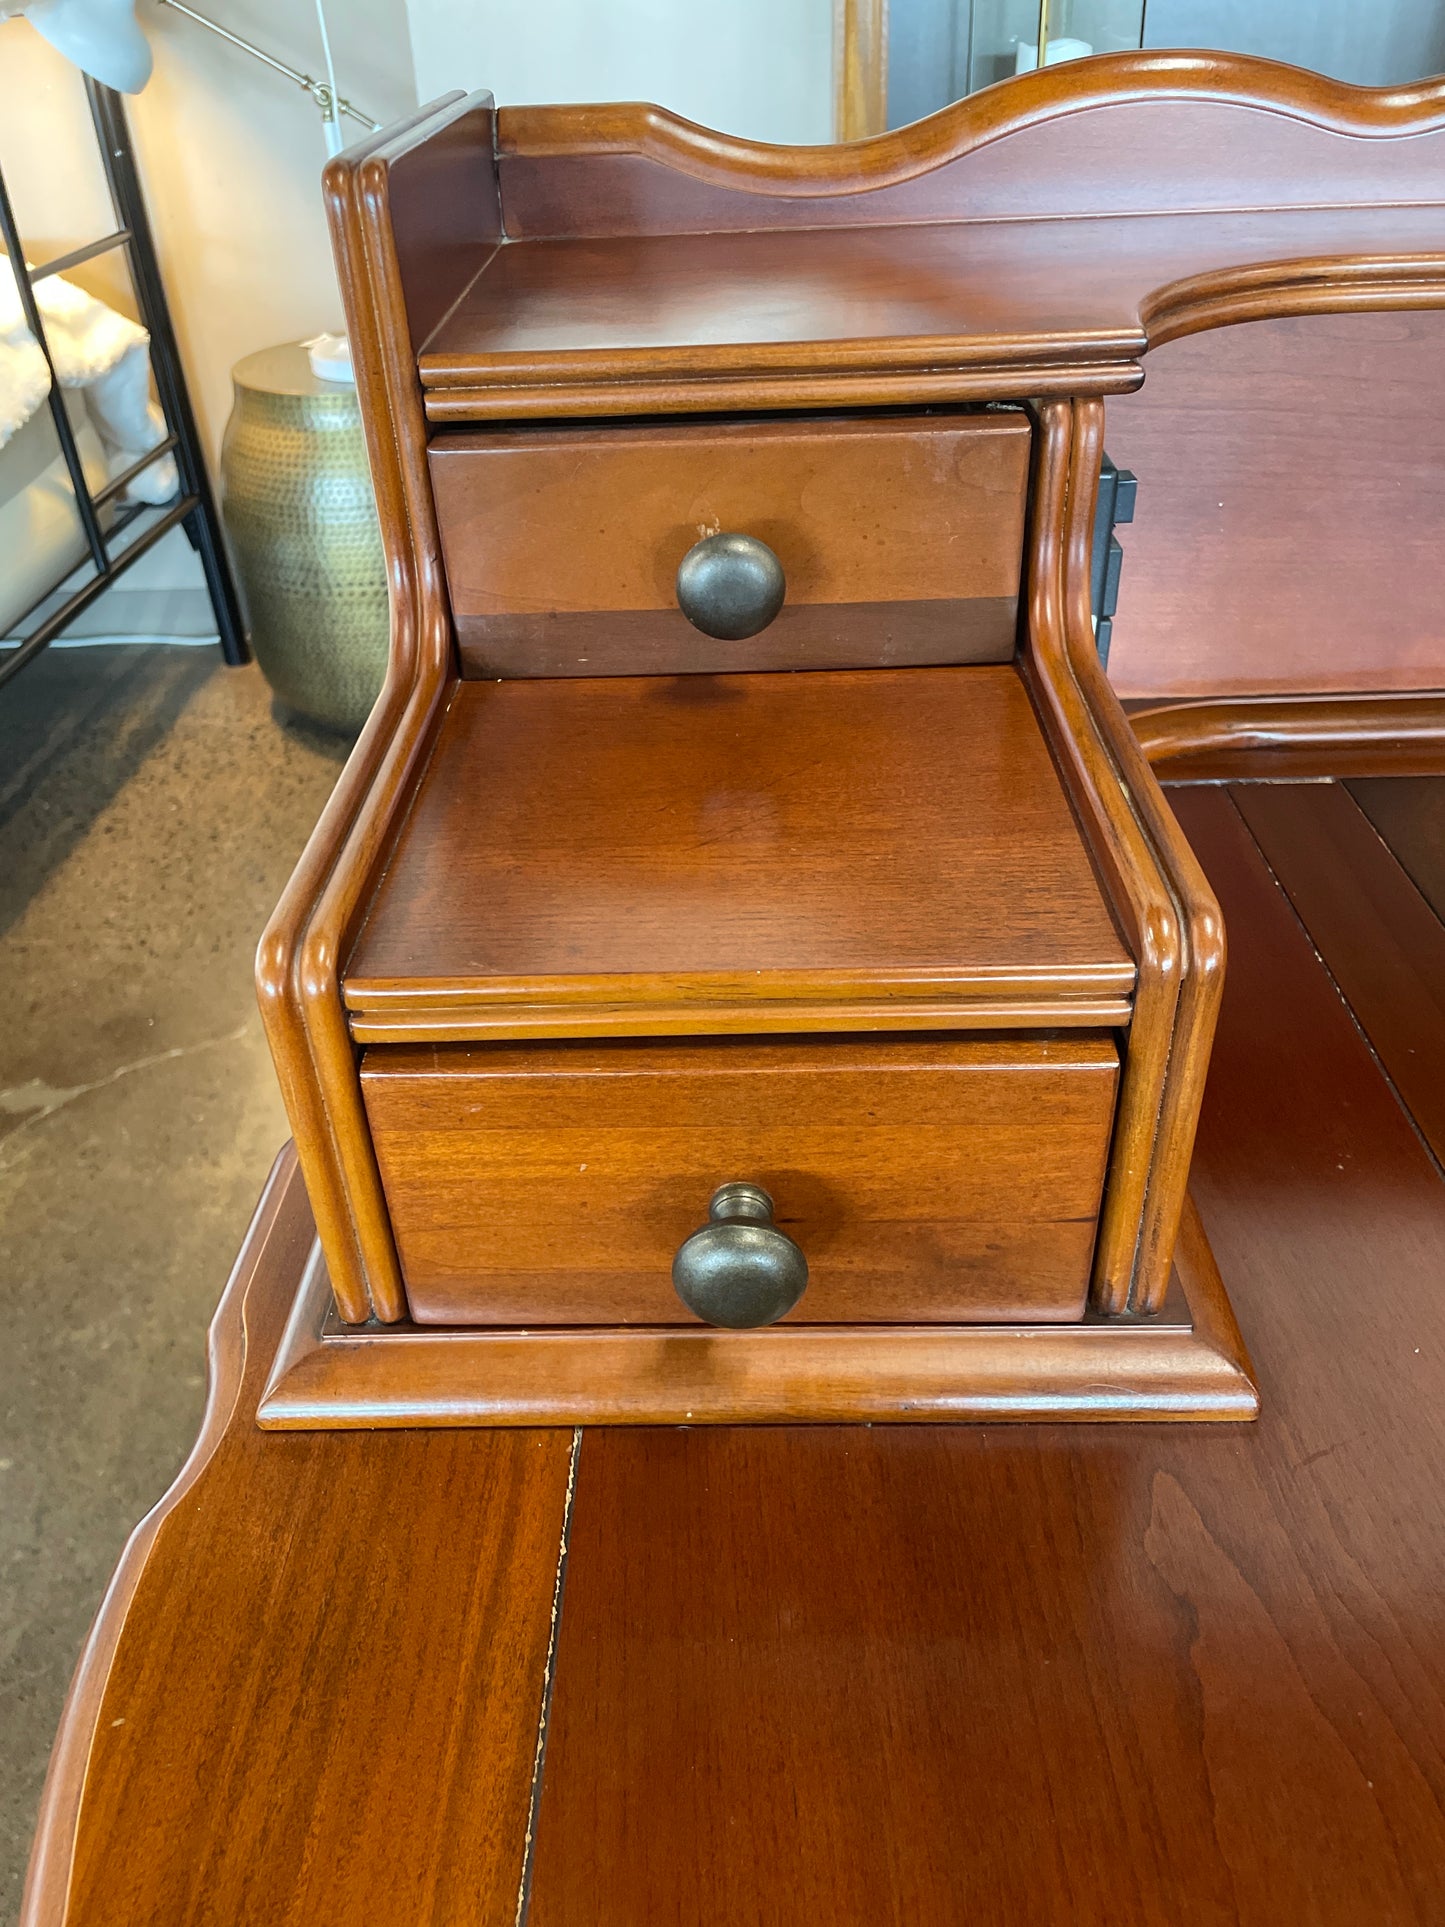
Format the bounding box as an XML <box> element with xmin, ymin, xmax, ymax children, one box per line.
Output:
<box><xmin>428</xmin><ymin>410</ymin><xmax>1030</xmax><ymax>677</ymax></box>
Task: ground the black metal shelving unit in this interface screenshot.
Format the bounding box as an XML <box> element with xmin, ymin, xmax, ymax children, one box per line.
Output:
<box><xmin>0</xmin><ymin>75</ymin><xmax>246</xmax><ymax>691</ymax></box>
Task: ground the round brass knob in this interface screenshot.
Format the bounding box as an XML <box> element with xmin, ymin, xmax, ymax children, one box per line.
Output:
<box><xmin>675</xmin><ymin>532</ymin><xmax>786</xmax><ymax>641</ymax></box>
<box><xmin>672</xmin><ymin>1182</ymin><xmax>808</xmax><ymax>1329</ymax></box>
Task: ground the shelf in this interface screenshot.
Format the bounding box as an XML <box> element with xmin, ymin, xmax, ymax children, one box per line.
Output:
<box><xmin>418</xmin><ymin>206</ymin><xmax>1445</xmax><ymax>421</ymax></box>
<box><xmin>343</xmin><ymin>664</ymin><xmax>1135</xmax><ymax>1041</ymax></box>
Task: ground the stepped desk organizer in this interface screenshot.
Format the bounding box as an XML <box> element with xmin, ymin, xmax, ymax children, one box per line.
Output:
<box><xmin>253</xmin><ymin>53</ymin><xmax>1445</xmax><ymax>1426</ymax></box>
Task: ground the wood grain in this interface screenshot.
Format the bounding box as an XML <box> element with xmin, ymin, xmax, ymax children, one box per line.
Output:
<box><xmin>494</xmin><ymin>56</ymin><xmax>1445</xmax><ymax>234</ymax></box>
<box><xmin>1104</xmin><ymin>312</ymin><xmax>1445</xmax><ymax>700</ymax></box>
<box><xmin>1132</xmin><ymin>691</ymin><xmax>1445</xmax><ymax>779</ymax></box>
<box><xmin>1055</xmin><ymin>398</ymin><xmax>1227</xmax><ymax>1317</ymax></box>
<box><xmin>419</xmin><ymin>208</ymin><xmax>1445</xmax><ymax>419</ymax></box>
<box><xmin>254</xmin><ymin>98</ymin><xmax>464</xmax><ymax>1323</ymax></box>
<box><xmin>21</xmin><ymin>1149</ymin><xmax>575</xmax><ymax>1927</ymax></box>
<box><xmin>360</xmin><ymin>1033</ymin><xmax>1119</xmax><ymax>1326</ymax></box>
<box><xmin>1350</xmin><ymin>775</ymin><xmax>1445</xmax><ymax>922</ymax></box>
<box><xmin>343</xmin><ymin>666</ymin><xmax>1134</xmax><ymax>1033</ymax></box>
<box><xmin>522</xmin><ymin>782</ymin><xmax>1445</xmax><ymax>1924</ymax></box>
<box><xmin>1021</xmin><ymin>400</ymin><xmax>1187</xmax><ymax>1315</ymax></box>
<box><xmin>257</xmin><ymin>93</ymin><xmax>496</xmax><ymax>1324</ymax></box>
<box><xmin>1234</xmin><ymin>780</ymin><xmax>1445</xmax><ymax>1169</ymax></box>
<box><xmin>428</xmin><ymin>410</ymin><xmax>1029</xmax><ymax>676</ymax></box>
<box><xmin>836</xmin><ymin>0</ymin><xmax>888</xmax><ymax>141</ymax></box>
<box><xmin>408</xmin><ymin>58</ymin><xmax>1445</xmax><ymax>420</ymax></box>
<box><xmin>261</xmin><ymin>64</ymin><xmax>1445</xmax><ymax>1349</ymax></box>
<box><xmin>410</xmin><ymin>57</ymin><xmax>1445</xmax><ymax>422</ymax></box>
<box><xmin>257</xmin><ymin>1188</ymin><xmax>1256</xmax><ymax>1427</ymax></box>
<box><xmin>48</xmin><ymin>763</ymin><xmax>1445</xmax><ymax>1916</ymax></box>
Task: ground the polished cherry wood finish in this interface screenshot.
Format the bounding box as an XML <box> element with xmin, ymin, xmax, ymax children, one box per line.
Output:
<box><xmin>344</xmin><ymin>665</ymin><xmax>1134</xmax><ymax>1038</ymax></box>
<box><xmin>257</xmin><ymin>57</ymin><xmax>1445</xmax><ymax>1395</ymax></box>
<box><xmin>253</xmin><ymin>100</ymin><xmax>472</xmax><ymax>1325</ymax></box>
<box><xmin>1131</xmin><ymin>691</ymin><xmax>1445</xmax><ymax>779</ymax></box>
<box><xmin>1351</xmin><ymin>775</ymin><xmax>1445</xmax><ymax>920</ymax></box>
<box><xmin>1105</xmin><ymin>312</ymin><xmax>1445</xmax><ymax>700</ymax></box>
<box><xmin>30</xmin><ymin>778</ymin><xmax>1445</xmax><ymax>1923</ymax></box>
<box><xmin>361</xmin><ymin>1033</ymin><xmax>1118</xmax><ymax>1327</ymax></box>
<box><xmin>421</xmin><ymin>206</ymin><xmax>1445</xmax><ymax>421</ymax></box>
<box><xmin>254</xmin><ymin>1182</ymin><xmax>1255</xmax><ymax>1427</ymax></box>
<box><xmin>1234</xmin><ymin>780</ymin><xmax>1445</xmax><ymax>1169</ymax></box>
<box><xmin>1045</xmin><ymin>399</ymin><xmax>1227</xmax><ymax>1318</ymax></box>
<box><xmin>22</xmin><ymin>1148</ymin><xmax>575</xmax><ymax>1927</ymax></box>
<box><xmin>430</xmin><ymin>410</ymin><xmax>1030</xmax><ymax>676</ymax></box>
<box><xmin>524</xmin><ymin>783</ymin><xmax>1445</xmax><ymax>1922</ymax></box>
<box><xmin>409</xmin><ymin>56</ymin><xmax>1445</xmax><ymax>422</ymax></box>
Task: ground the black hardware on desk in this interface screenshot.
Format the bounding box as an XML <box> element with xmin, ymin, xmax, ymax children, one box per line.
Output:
<box><xmin>1091</xmin><ymin>453</ymin><xmax>1137</xmax><ymax>671</ymax></box>
<box><xmin>0</xmin><ymin>78</ymin><xmax>246</xmax><ymax>691</ymax></box>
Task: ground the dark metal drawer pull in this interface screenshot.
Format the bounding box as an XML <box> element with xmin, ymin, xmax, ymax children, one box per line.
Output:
<box><xmin>672</xmin><ymin>1181</ymin><xmax>808</xmax><ymax>1328</ymax></box>
<box><xmin>675</xmin><ymin>532</ymin><xmax>786</xmax><ymax>640</ymax></box>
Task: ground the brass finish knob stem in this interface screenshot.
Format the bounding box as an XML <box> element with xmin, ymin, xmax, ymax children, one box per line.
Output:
<box><xmin>675</xmin><ymin>532</ymin><xmax>786</xmax><ymax>641</ymax></box>
<box><xmin>672</xmin><ymin>1182</ymin><xmax>808</xmax><ymax>1329</ymax></box>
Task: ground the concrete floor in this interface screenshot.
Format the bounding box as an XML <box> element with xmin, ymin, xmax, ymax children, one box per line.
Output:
<box><xmin>0</xmin><ymin>647</ymin><xmax>346</xmax><ymax>1923</ymax></box>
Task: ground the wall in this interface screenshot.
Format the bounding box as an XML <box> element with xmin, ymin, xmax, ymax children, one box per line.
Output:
<box><xmin>1</xmin><ymin>6</ymin><xmax>417</xmax><ymax>622</ymax></box>
<box><xmin>132</xmin><ymin>0</ymin><xmax>418</xmax><ymax>460</ymax></box>
<box><xmin>0</xmin><ymin>5</ymin><xmax>418</xmax><ymax>464</ymax></box>
<box><xmin>404</xmin><ymin>0</ymin><xmax>836</xmax><ymax>144</ymax></box>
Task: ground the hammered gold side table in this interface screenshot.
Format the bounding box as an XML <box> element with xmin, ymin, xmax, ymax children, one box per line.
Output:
<box><xmin>220</xmin><ymin>342</ymin><xmax>387</xmax><ymax>733</ymax></box>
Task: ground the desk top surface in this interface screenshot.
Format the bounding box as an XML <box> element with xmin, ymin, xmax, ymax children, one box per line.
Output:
<box><xmin>24</xmin><ymin>775</ymin><xmax>1445</xmax><ymax>1926</ymax></box>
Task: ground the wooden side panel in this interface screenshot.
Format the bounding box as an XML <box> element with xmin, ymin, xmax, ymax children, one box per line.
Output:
<box><xmin>257</xmin><ymin>93</ymin><xmax>485</xmax><ymax>1326</ymax></box>
<box><xmin>361</xmin><ymin>1035</ymin><xmax>1119</xmax><ymax>1326</ymax></box>
<box><xmin>429</xmin><ymin>412</ymin><xmax>1029</xmax><ymax>677</ymax></box>
<box><xmin>386</xmin><ymin>94</ymin><xmax>502</xmax><ymax>352</ymax></box>
<box><xmin>1104</xmin><ymin>311</ymin><xmax>1445</xmax><ymax>699</ymax></box>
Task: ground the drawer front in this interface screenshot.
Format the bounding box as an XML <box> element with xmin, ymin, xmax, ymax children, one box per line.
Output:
<box><xmin>362</xmin><ymin>1034</ymin><xmax>1117</xmax><ymax>1328</ymax></box>
<box><xmin>428</xmin><ymin>411</ymin><xmax>1030</xmax><ymax>678</ymax></box>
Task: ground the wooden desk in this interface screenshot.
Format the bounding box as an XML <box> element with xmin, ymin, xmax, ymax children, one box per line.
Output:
<box><xmin>25</xmin><ymin>776</ymin><xmax>1445</xmax><ymax>1924</ymax></box>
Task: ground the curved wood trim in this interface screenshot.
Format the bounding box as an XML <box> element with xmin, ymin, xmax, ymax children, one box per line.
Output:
<box><xmin>296</xmin><ymin>108</ymin><xmax>482</xmax><ymax>1323</ymax></box>
<box><xmin>256</xmin><ymin>1178</ymin><xmax>1257</xmax><ymax>1427</ymax></box>
<box><xmin>345</xmin><ymin>995</ymin><xmax>1134</xmax><ymax>1045</ymax></box>
<box><xmin>1132</xmin><ymin>691</ymin><xmax>1445</xmax><ymax>779</ymax></box>
<box><xmin>258</xmin><ymin>92</ymin><xmax>494</xmax><ymax>1324</ymax></box>
<box><xmin>1143</xmin><ymin>254</ymin><xmax>1445</xmax><ymax>347</ymax></box>
<box><xmin>498</xmin><ymin>52</ymin><xmax>1445</xmax><ymax>193</ymax></box>
<box><xmin>421</xmin><ymin>361</ymin><xmax>1145</xmax><ymax>422</ymax></box>
<box><xmin>254</xmin><ymin>100</ymin><xmax>463</xmax><ymax>1324</ymax></box>
<box><xmin>20</xmin><ymin>1148</ymin><xmax>312</xmax><ymax>1927</ymax></box>
<box><xmin>1060</xmin><ymin>400</ymin><xmax>1227</xmax><ymax>1316</ymax></box>
<box><xmin>1020</xmin><ymin>403</ymin><xmax>1182</xmax><ymax>1317</ymax></box>
<box><xmin>416</xmin><ymin>63</ymin><xmax>1445</xmax><ymax>420</ymax></box>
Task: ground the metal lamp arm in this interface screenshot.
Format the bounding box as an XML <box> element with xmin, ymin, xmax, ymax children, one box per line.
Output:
<box><xmin>152</xmin><ymin>0</ymin><xmax>380</xmax><ymax>132</ymax></box>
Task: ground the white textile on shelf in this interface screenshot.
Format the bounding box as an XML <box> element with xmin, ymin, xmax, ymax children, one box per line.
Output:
<box><xmin>0</xmin><ymin>254</ymin><xmax>177</xmax><ymax>502</ymax></box>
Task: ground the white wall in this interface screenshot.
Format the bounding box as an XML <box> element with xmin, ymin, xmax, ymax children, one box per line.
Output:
<box><xmin>0</xmin><ymin>5</ymin><xmax>419</xmax><ymax>464</ymax></box>
<box><xmin>2</xmin><ymin>0</ymin><xmax>834</xmax><ymax>485</ymax></box>
<box><xmin>405</xmin><ymin>0</ymin><xmax>836</xmax><ymax>144</ymax></box>
<box><xmin>129</xmin><ymin>0</ymin><xmax>418</xmax><ymax>459</ymax></box>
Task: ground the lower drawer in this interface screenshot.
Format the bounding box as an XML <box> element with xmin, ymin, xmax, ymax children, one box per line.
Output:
<box><xmin>361</xmin><ymin>1034</ymin><xmax>1118</xmax><ymax>1328</ymax></box>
